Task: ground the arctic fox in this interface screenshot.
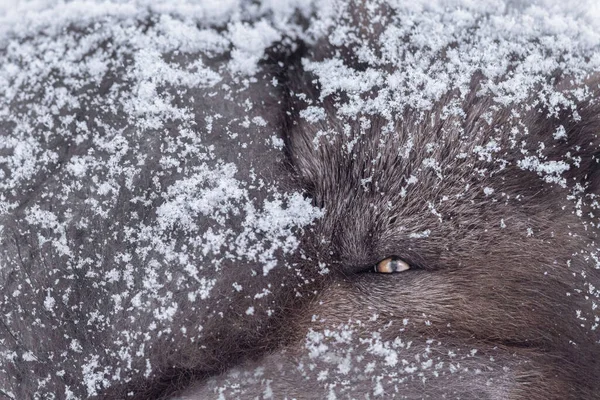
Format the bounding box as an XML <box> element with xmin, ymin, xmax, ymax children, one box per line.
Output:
<box><xmin>2</xmin><ymin>2</ymin><xmax>599</xmax><ymax>400</ymax></box>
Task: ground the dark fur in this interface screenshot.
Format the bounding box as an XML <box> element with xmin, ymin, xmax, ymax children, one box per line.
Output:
<box><xmin>2</xmin><ymin>10</ymin><xmax>600</xmax><ymax>400</ymax></box>
<box><xmin>176</xmin><ymin>43</ymin><xmax>600</xmax><ymax>400</ymax></box>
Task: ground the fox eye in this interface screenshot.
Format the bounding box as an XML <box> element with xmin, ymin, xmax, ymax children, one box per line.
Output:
<box><xmin>375</xmin><ymin>257</ymin><xmax>410</xmax><ymax>273</ymax></box>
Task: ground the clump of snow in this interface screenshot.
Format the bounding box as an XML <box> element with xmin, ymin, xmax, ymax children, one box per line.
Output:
<box><xmin>517</xmin><ymin>157</ymin><xmax>570</xmax><ymax>187</ymax></box>
<box><xmin>228</xmin><ymin>20</ymin><xmax>281</xmax><ymax>75</ymax></box>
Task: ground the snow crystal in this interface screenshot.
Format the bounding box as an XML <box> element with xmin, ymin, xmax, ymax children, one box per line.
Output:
<box><xmin>409</xmin><ymin>230</ymin><xmax>431</xmax><ymax>239</ymax></box>
<box><xmin>43</xmin><ymin>292</ymin><xmax>56</xmax><ymax>312</ymax></box>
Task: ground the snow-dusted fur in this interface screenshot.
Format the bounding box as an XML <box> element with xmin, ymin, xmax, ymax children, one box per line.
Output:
<box><xmin>173</xmin><ymin>47</ymin><xmax>600</xmax><ymax>399</ymax></box>
<box><xmin>2</xmin><ymin>2</ymin><xmax>600</xmax><ymax>400</ymax></box>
